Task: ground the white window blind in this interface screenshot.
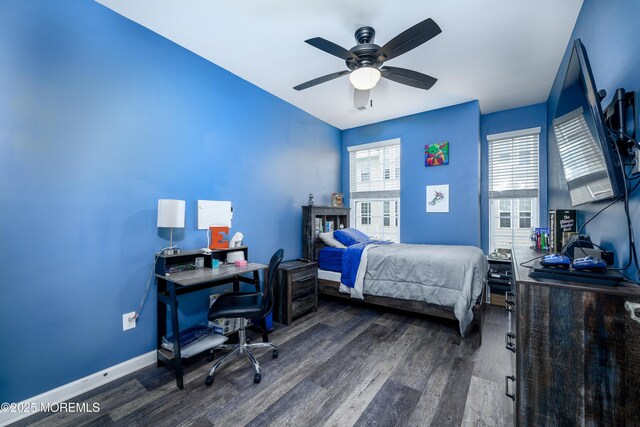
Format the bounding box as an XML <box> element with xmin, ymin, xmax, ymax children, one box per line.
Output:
<box><xmin>553</xmin><ymin>107</ymin><xmax>613</xmax><ymax>205</ymax></box>
<box><xmin>488</xmin><ymin>129</ymin><xmax>539</xmax><ymax>199</ymax></box>
<box><xmin>488</xmin><ymin>128</ymin><xmax>539</xmax><ymax>252</ymax></box>
<box><xmin>349</xmin><ymin>139</ymin><xmax>400</xmax><ymax>242</ymax></box>
<box><xmin>349</xmin><ymin>141</ymin><xmax>400</xmax><ymax>199</ymax></box>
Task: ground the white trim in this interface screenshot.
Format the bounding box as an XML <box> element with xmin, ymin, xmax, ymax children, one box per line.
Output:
<box><xmin>346</xmin><ymin>137</ymin><xmax>401</xmax><ymax>152</ymax></box>
<box><xmin>0</xmin><ymin>351</ymin><xmax>156</xmax><ymax>426</ymax></box>
<box><xmin>486</xmin><ymin>126</ymin><xmax>541</xmax><ymax>141</ymax></box>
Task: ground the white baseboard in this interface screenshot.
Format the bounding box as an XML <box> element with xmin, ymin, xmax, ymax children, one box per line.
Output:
<box><xmin>0</xmin><ymin>351</ymin><xmax>156</xmax><ymax>426</ymax></box>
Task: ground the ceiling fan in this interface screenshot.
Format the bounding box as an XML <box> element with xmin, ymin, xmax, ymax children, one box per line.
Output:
<box><xmin>293</xmin><ymin>18</ymin><xmax>442</xmax><ymax>110</ymax></box>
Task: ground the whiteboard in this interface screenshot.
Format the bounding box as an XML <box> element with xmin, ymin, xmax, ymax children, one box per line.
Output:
<box><xmin>197</xmin><ymin>200</ymin><xmax>232</xmax><ymax>229</ymax></box>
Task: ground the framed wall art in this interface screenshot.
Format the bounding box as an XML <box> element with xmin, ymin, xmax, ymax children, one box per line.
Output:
<box><xmin>425</xmin><ymin>141</ymin><xmax>449</xmax><ymax>167</ymax></box>
<box><xmin>426</xmin><ymin>184</ymin><xmax>449</xmax><ymax>213</ymax></box>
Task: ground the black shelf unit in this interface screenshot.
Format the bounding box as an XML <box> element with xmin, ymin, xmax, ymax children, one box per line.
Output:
<box><xmin>155</xmin><ymin>246</ymin><xmax>249</xmax><ymax>274</ymax></box>
<box><xmin>487</xmin><ymin>257</ymin><xmax>513</xmax><ymax>302</ymax></box>
<box><xmin>302</xmin><ymin>206</ymin><xmax>350</xmax><ymax>261</ymax></box>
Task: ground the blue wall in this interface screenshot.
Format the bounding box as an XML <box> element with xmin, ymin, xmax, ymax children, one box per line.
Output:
<box><xmin>0</xmin><ymin>0</ymin><xmax>341</xmax><ymax>402</ymax></box>
<box><xmin>342</xmin><ymin>101</ymin><xmax>481</xmax><ymax>247</ymax></box>
<box><xmin>480</xmin><ymin>103</ymin><xmax>548</xmax><ymax>252</ymax></box>
<box><xmin>546</xmin><ymin>0</ymin><xmax>640</xmax><ymax>279</ymax></box>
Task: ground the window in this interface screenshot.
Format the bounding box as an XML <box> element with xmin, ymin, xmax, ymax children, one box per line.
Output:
<box><xmin>394</xmin><ymin>201</ymin><xmax>399</xmax><ymax>226</ymax></box>
<box><xmin>553</xmin><ymin>107</ymin><xmax>613</xmax><ymax>205</ymax></box>
<box><xmin>359</xmin><ymin>160</ymin><xmax>371</xmax><ymax>182</ymax></box>
<box><xmin>383</xmin><ymin>201</ymin><xmax>390</xmax><ymax>226</ymax></box>
<box><xmin>383</xmin><ymin>157</ymin><xmax>394</xmax><ymax>180</ymax></box>
<box><xmin>499</xmin><ymin>200</ymin><xmax>511</xmax><ymax>228</ymax></box>
<box><xmin>361</xmin><ymin>202</ymin><xmax>371</xmax><ymax>225</ymax></box>
<box><xmin>488</xmin><ymin>128</ymin><xmax>540</xmax><ymax>251</ymax></box>
<box><xmin>519</xmin><ymin>199</ymin><xmax>532</xmax><ymax>229</ymax></box>
<box><xmin>349</xmin><ymin>139</ymin><xmax>400</xmax><ymax>242</ymax></box>
<box><xmin>500</xmin><ymin>213</ymin><xmax>511</xmax><ymax>228</ymax></box>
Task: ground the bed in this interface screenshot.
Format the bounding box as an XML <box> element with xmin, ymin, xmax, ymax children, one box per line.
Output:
<box><xmin>315</xmin><ymin>230</ymin><xmax>488</xmax><ymax>339</ymax></box>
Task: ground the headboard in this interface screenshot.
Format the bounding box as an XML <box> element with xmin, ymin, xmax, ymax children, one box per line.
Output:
<box><xmin>302</xmin><ymin>205</ymin><xmax>350</xmax><ymax>262</ymax></box>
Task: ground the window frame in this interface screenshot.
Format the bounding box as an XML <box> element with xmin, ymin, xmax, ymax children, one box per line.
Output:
<box><xmin>360</xmin><ymin>202</ymin><xmax>371</xmax><ymax>225</ymax></box>
<box><xmin>348</xmin><ymin>138</ymin><xmax>401</xmax><ymax>242</ymax></box>
<box><xmin>394</xmin><ymin>201</ymin><xmax>399</xmax><ymax>227</ymax></box>
<box><xmin>518</xmin><ymin>199</ymin><xmax>532</xmax><ymax>229</ymax></box>
<box><xmin>383</xmin><ymin>201</ymin><xmax>390</xmax><ymax>227</ymax></box>
<box><xmin>499</xmin><ymin>213</ymin><xmax>512</xmax><ymax>229</ymax></box>
<box><xmin>487</xmin><ymin>128</ymin><xmax>540</xmax><ymax>252</ymax></box>
<box><xmin>351</xmin><ymin>198</ymin><xmax>400</xmax><ymax>242</ymax></box>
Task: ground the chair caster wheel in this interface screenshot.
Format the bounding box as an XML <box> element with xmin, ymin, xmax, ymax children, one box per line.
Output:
<box><xmin>205</xmin><ymin>376</ymin><xmax>214</xmax><ymax>387</ymax></box>
<box><xmin>254</xmin><ymin>373</ymin><xmax>261</xmax><ymax>384</ymax></box>
<box><xmin>206</xmin><ymin>352</ymin><xmax>215</xmax><ymax>362</ymax></box>
<box><xmin>272</xmin><ymin>349</ymin><xmax>278</xmax><ymax>359</ymax></box>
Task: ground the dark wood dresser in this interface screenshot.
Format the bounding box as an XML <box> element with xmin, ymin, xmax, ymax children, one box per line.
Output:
<box><xmin>273</xmin><ymin>260</ymin><xmax>319</xmax><ymax>325</ymax></box>
<box><xmin>510</xmin><ymin>248</ymin><xmax>640</xmax><ymax>426</ymax></box>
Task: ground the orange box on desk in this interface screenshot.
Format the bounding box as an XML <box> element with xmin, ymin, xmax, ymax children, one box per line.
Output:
<box><xmin>209</xmin><ymin>226</ymin><xmax>229</xmax><ymax>249</ymax></box>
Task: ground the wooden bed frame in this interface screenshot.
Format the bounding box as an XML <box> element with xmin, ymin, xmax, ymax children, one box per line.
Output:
<box><xmin>301</xmin><ymin>206</ymin><xmax>485</xmax><ymax>342</ymax></box>
<box><xmin>317</xmin><ymin>276</ymin><xmax>486</xmax><ymax>343</ymax></box>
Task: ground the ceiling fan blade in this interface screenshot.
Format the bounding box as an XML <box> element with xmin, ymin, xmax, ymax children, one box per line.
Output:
<box><xmin>293</xmin><ymin>70</ymin><xmax>351</xmax><ymax>91</ymax></box>
<box><xmin>354</xmin><ymin>89</ymin><xmax>370</xmax><ymax>110</ymax></box>
<box><xmin>381</xmin><ymin>66</ymin><xmax>437</xmax><ymax>90</ymax></box>
<box><xmin>305</xmin><ymin>37</ymin><xmax>359</xmax><ymax>62</ymax></box>
<box><xmin>376</xmin><ymin>18</ymin><xmax>441</xmax><ymax>62</ymax></box>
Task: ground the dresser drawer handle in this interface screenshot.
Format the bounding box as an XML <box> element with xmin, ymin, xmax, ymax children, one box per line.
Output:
<box><xmin>505</xmin><ymin>291</ymin><xmax>515</xmax><ymax>312</ymax></box>
<box><xmin>295</xmin><ymin>275</ymin><xmax>315</xmax><ymax>284</ymax></box>
<box><xmin>295</xmin><ymin>294</ymin><xmax>314</xmax><ymax>302</ymax></box>
<box><xmin>505</xmin><ymin>375</ymin><xmax>516</xmax><ymax>401</ymax></box>
<box><xmin>505</xmin><ymin>332</ymin><xmax>516</xmax><ymax>353</ymax></box>
<box><xmin>625</xmin><ymin>301</ymin><xmax>640</xmax><ymax>324</ymax></box>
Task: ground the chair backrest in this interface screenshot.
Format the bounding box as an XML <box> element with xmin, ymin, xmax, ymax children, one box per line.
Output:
<box><xmin>263</xmin><ymin>248</ymin><xmax>284</xmax><ymax>317</ymax></box>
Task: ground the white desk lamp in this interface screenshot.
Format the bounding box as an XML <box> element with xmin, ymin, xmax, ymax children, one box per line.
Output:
<box><xmin>157</xmin><ymin>199</ymin><xmax>185</xmax><ymax>255</ymax></box>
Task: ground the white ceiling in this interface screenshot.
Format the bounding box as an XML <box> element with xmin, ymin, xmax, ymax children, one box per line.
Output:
<box><xmin>96</xmin><ymin>0</ymin><xmax>583</xmax><ymax>130</ymax></box>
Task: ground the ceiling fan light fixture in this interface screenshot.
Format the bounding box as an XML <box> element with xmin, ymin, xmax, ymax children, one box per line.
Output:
<box><xmin>349</xmin><ymin>67</ymin><xmax>381</xmax><ymax>90</ymax></box>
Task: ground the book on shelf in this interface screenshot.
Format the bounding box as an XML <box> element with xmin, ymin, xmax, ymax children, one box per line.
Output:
<box><xmin>548</xmin><ymin>209</ymin><xmax>577</xmax><ymax>252</ymax></box>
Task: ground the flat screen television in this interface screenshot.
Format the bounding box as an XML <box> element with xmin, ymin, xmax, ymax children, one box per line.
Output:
<box><xmin>553</xmin><ymin>39</ymin><xmax>625</xmax><ymax>206</ymax></box>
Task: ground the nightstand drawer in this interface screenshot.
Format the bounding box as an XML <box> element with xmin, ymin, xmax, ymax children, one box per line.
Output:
<box><xmin>274</xmin><ymin>260</ymin><xmax>319</xmax><ymax>325</ymax></box>
<box><xmin>291</xmin><ymin>270</ymin><xmax>317</xmax><ymax>296</ymax></box>
<box><xmin>292</xmin><ymin>292</ymin><xmax>316</xmax><ymax>316</ymax></box>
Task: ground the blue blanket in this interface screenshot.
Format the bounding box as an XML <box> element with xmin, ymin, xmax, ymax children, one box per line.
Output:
<box><xmin>341</xmin><ymin>240</ymin><xmax>393</xmax><ymax>288</ymax></box>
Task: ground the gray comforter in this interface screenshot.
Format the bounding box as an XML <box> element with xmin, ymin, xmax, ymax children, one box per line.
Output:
<box><xmin>360</xmin><ymin>244</ymin><xmax>487</xmax><ymax>335</ymax></box>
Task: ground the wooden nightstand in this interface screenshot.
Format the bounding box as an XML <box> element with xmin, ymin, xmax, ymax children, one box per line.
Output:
<box><xmin>274</xmin><ymin>260</ymin><xmax>318</xmax><ymax>325</ymax></box>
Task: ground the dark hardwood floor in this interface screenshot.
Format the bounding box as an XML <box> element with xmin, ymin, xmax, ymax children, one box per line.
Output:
<box><xmin>15</xmin><ymin>298</ymin><xmax>513</xmax><ymax>427</ymax></box>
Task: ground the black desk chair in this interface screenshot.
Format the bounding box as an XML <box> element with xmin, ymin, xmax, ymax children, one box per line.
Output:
<box><xmin>205</xmin><ymin>249</ymin><xmax>284</xmax><ymax>386</ymax></box>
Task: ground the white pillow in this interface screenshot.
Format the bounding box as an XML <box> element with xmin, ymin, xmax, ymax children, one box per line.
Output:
<box><xmin>319</xmin><ymin>232</ymin><xmax>346</xmax><ymax>248</ymax></box>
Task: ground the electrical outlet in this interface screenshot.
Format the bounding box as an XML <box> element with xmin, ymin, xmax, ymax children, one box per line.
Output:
<box><xmin>122</xmin><ymin>312</ymin><xmax>136</xmax><ymax>331</ymax></box>
<box><xmin>633</xmin><ymin>146</ymin><xmax>640</xmax><ymax>175</ymax></box>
